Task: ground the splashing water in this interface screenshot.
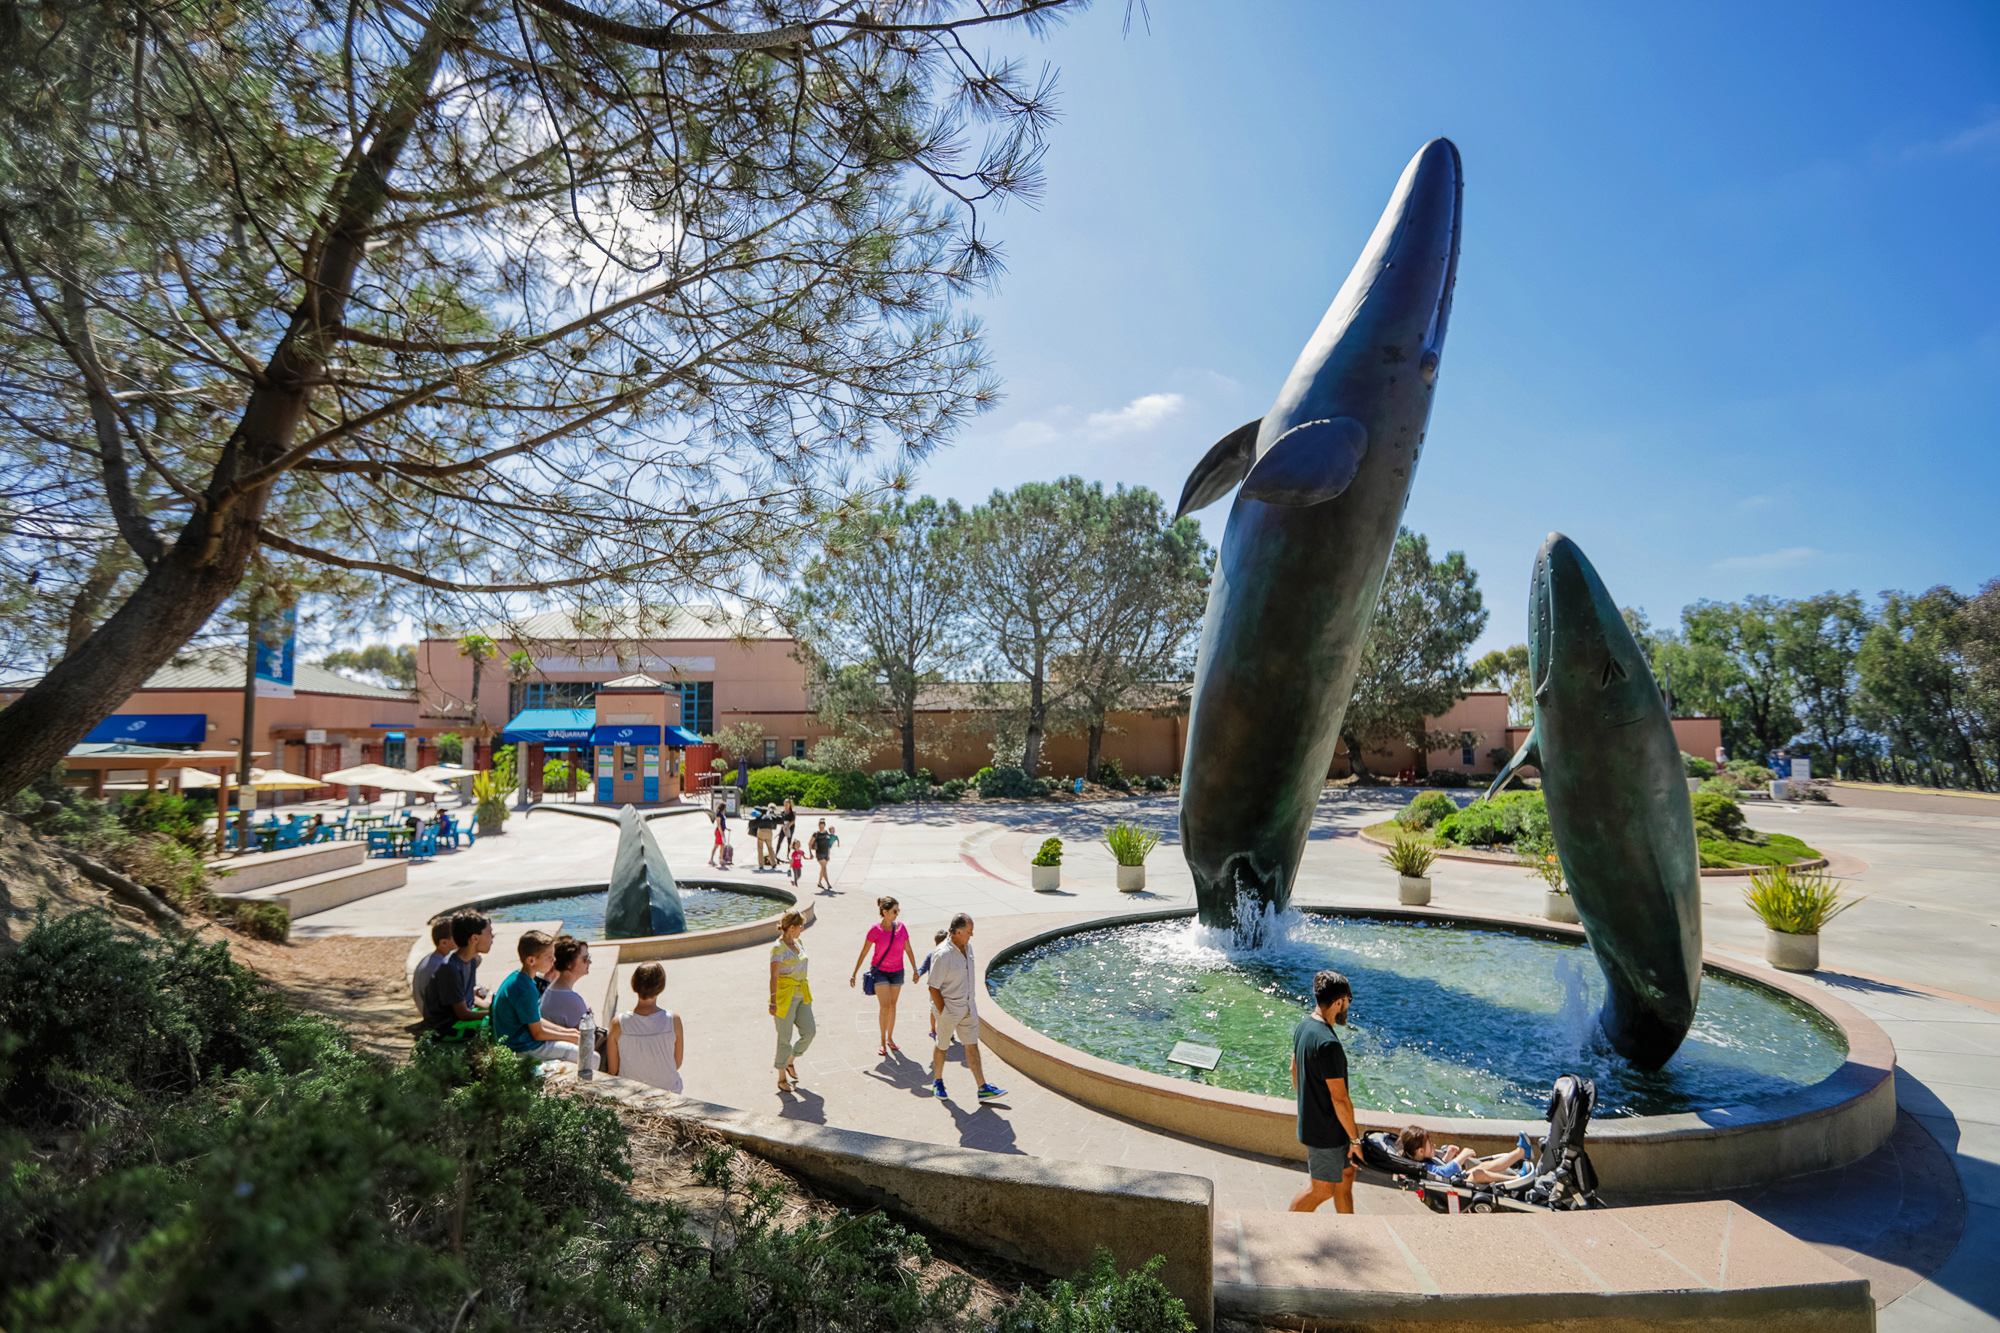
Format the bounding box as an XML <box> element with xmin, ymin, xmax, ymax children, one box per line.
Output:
<box><xmin>987</xmin><ymin>914</ymin><xmax>1847</xmax><ymax>1119</ymax></box>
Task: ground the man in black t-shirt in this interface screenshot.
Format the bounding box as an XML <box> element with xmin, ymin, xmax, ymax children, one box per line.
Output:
<box><xmin>1289</xmin><ymin>969</ymin><xmax>1362</xmax><ymax>1213</ymax></box>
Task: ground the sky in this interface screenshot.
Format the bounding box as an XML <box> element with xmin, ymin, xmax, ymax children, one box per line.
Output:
<box><xmin>909</xmin><ymin>0</ymin><xmax>2000</xmax><ymax>656</ymax></box>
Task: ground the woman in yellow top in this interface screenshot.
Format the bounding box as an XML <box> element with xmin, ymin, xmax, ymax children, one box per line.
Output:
<box><xmin>768</xmin><ymin>909</ymin><xmax>814</xmax><ymax>1092</ymax></box>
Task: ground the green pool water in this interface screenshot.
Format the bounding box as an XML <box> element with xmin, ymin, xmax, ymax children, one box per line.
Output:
<box><xmin>487</xmin><ymin>887</ymin><xmax>778</xmax><ymax>938</ymax></box>
<box><xmin>985</xmin><ymin>914</ymin><xmax>1848</xmax><ymax>1120</ymax></box>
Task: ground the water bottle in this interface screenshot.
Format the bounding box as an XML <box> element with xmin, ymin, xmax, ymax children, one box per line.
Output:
<box><xmin>578</xmin><ymin>1013</ymin><xmax>597</xmax><ymax>1080</ymax></box>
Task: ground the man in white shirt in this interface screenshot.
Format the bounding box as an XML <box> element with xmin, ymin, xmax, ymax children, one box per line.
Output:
<box><xmin>926</xmin><ymin>913</ymin><xmax>1006</xmax><ymax>1102</ymax></box>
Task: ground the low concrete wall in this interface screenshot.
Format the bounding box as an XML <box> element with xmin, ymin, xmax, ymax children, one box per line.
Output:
<box><xmin>979</xmin><ymin>907</ymin><xmax>1898</xmax><ymax>1195</ymax></box>
<box><xmin>207</xmin><ymin>840</ymin><xmax>362</xmax><ymax>892</ymax></box>
<box><xmin>576</xmin><ymin>1076</ymin><xmax>1216</xmax><ymax>1329</ymax></box>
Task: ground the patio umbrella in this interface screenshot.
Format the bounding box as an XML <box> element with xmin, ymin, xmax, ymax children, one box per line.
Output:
<box><xmin>320</xmin><ymin>763</ymin><xmax>450</xmax><ymax>795</ymax></box>
<box><xmin>179</xmin><ymin>767</ymin><xmax>325</xmax><ymax>790</ymax></box>
<box><xmin>412</xmin><ymin>764</ymin><xmax>476</xmax><ymax>783</ymax></box>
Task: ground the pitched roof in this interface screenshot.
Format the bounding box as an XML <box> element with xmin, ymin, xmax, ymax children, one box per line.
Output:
<box><xmin>600</xmin><ymin>672</ymin><xmax>666</xmax><ymax>689</ymax></box>
<box><xmin>451</xmin><ymin>605</ymin><xmax>775</xmax><ymax>644</ymax></box>
<box><xmin>133</xmin><ymin>650</ymin><xmax>415</xmax><ymax>701</ymax></box>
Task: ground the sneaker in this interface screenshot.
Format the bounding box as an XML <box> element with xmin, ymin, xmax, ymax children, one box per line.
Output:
<box><xmin>932</xmin><ymin>1079</ymin><xmax>947</xmax><ymax>1099</ymax></box>
<box><xmin>976</xmin><ymin>1083</ymin><xmax>1007</xmax><ymax>1101</ymax></box>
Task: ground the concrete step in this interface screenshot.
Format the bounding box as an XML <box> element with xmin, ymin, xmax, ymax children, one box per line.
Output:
<box><xmin>229</xmin><ymin>860</ymin><xmax>407</xmax><ymax>918</ymax></box>
<box><xmin>208</xmin><ymin>840</ymin><xmax>364</xmax><ymax>893</ymax></box>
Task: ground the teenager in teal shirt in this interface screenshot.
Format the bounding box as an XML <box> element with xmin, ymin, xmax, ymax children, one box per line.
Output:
<box><xmin>492</xmin><ymin>929</ymin><xmax>581</xmax><ymax>1061</ymax></box>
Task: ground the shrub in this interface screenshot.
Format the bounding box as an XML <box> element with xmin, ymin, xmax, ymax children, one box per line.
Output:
<box><xmin>938</xmin><ymin>777</ymin><xmax>971</xmax><ymax>800</ymax></box>
<box><xmin>1690</xmin><ymin>791</ymin><xmax>1747</xmax><ymax>842</ymax></box>
<box><xmin>434</xmin><ymin>731</ymin><xmax>464</xmax><ymax>764</ymax></box>
<box><xmin>1743</xmin><ymin>865</ymin><xmax>1862</xmax><ymax>934</ymax></box>
<box><xmin>1381</xmin><ymin>834</ymin><xmax>1438</xmax><ymax>878</ymax></box>
<box><xmin>1143</xmin><ymin>774</ymin><xmax>1168</xmax><ymax>792</ymax></box>
<box><xmin>1682</xmin><ymin>751</ymin><xmax>1716</xmax><ymax>779</ymax></box>
<box><xmin>1517</xmin><ymin>838</ymin><xmax>1568</xmax><ymax>892</ymax></box>
<box><xmin>977</xmin><ymin>765</ymin><xmax>1044</xmax><ymax>799</ymax></box>
<box><xmin>990</xmin><ymin>1249</ymin><xmax>1195</xmax><ymax>1333</ymax></box>
<box><xmin>802</xmin><ymin>770</ymin><xmax>875</xmax><ymax>810</ymax></box>
<box><xmin>1032</xmin><ymin>837</ymin><xmax>1063</xmax><ymax>867</ymax></box>
<box><xmin>806</xmin><ymin>734</ymin><xmax>876</xmax><ymax>774</ymax></box>
<box><xmin>1094</xmin><ymin>758</ymin><xmax>1133</xmax><ymax>792</ymax></box>
<box><xmin>0</xmin><ymin>910</ymin><xmax>338</xmax><ymax>1128</ymax></box>
<box><xmin>1435</xmin><ymin>791</ymin><xmax>1548</xmax><ymax>847</ymax></box>
<box><xmin>113</xmin><ymin>789</ymin><xmax>211</xmax><ymax>849</ymax></box>
<box><xmin>1398</xmin><ymin>790</ymin><xmax>1458</xmax><ymax>830</ymax></box>
<box><xmin>1701</xmin><ymin>831</ymin><xmax>1819</xmax><ymax>869</ymax></box>
<box><xmin>1424</xmin><ymin>769</ymin><xmax>1471</xmax><ymax>788</ymax></box>
<box><xmin>746</xmin><ymin>766</ymin><xmax>815</xmax><ymax>805</ymax></box>
<box><xmin>216</xmin><ymin>897</ymin><xmax>291</xmax><ymax>942</ymax></box>
<box><xmin>1104</xmin><ymin>822</ymin><xmax>1160</xmax><ymax>866</ymax></box>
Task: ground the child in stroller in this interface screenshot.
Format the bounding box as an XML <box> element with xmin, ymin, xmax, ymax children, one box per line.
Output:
<box><xmin>1357</xmin><ymin>1075</ymin><xmax>1602</xmax><ymax>1214</ymax></box>
<box><xmin>1396</xmin><ymin>1125</ymin><xmax>1536</xmax><ymax>1184</ymax></box>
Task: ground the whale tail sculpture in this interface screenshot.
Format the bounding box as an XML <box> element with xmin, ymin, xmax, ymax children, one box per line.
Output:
<box><xmin>1177</xmin><ymin>138</ymin><xmax>1463</xmax><ymax>929</ymax></box>
<box><xmin>606</xmin><ymin>804</ymin><xmax>687</xmax><ymax>937</ymax></box>
<box><xmin>1494</xmin><ymin>534</ymin><xmax>1702</xmax><ymax>1070</ymax></box>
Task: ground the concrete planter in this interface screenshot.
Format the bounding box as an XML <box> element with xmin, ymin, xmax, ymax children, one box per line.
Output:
<box><xmin>1544</xmin><ymin>891</ymin><xmax>1581</xmax><ymax>924</ymax></box>
<box><xmin>1116</xmin><ymin>864</ymin><xmax>1147</xmax><ymax>893</ymax></box>
<box><xmin>1766</xmin><ymin>928</ymin><xmax>1819</xmax><ymax>972</ymax></box>
<box><xmin>1397</xmin><ymin>875</ymin><xmax>1432</xmax><ymax>906</ymax></box>
<box><xmin>477</xmin><ymin>818</ymin><xmax>504</xmax><ymax>838</ymax></box>
<box><xmin>1031</xmin><ymin>863</ymin><xmax>1061</xmax><ymax>892</ymax></box>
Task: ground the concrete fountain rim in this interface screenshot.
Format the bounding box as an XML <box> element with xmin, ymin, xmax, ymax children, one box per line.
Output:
<box><xmin>449</xmin><ymin>878</ymin><xmax>809</xmax><ymax>960</ymax></box>
<box><xmin>976</xmin><ymin>903</ymin><xmax>1897</xmax><ymax>1193</ymax></box>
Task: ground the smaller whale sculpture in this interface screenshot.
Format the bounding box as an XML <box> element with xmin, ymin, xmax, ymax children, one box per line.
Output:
<box><xmin>1490</xmin><ymin>534</ymin><xmax>1701</xmax><ymax>1070</ymax></box>
<box><xmin>605</xmin><ymin>804</ymin><xmax>686</xmax><ymax>937</ymax></box>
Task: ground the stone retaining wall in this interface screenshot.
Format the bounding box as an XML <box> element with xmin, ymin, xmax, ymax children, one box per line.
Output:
<box><xmin>575</xmin><ymin>1076</ymin><xmax>1216</xmax><ymax>1328</ymax></box>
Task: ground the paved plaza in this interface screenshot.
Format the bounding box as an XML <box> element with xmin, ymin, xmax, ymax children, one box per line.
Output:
<box><xmin>293</xmin><ymin>789</ymin><xmax>2000</xmax><ymax>1330</ymax></box>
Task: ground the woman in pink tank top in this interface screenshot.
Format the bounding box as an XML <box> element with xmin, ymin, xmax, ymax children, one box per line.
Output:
<box><xmin>849</xmin><ymin>896</ymin><xmax>921</xmax><ymax>1057</ymax></box>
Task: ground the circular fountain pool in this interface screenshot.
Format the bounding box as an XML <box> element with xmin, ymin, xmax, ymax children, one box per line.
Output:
<box><xmin>486</xmin><ymin>886</ymin><xmax>780</xmax><ymax>937</ymax></box>
<box><xmin>986</xmin><ymin>913</ymin><xmax>1848</xmax><ymax>1120</ymax></box>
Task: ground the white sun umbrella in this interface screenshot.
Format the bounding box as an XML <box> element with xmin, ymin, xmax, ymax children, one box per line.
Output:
<box><xmin>179</xmin><ymin>766</ymin><xmax>325</xmax><ymax>790</ymax></box>
<box><xmin>412</xmin><ymin>763</ymin><xmax>476</xmax><ymax>782</ymax></box>
<box><xmin>321</xmin><ymin>763</ymin><xmax>451</xmax><ymax>795</ymax></box>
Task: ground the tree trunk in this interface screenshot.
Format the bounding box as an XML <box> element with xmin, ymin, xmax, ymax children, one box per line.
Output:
<box><xmin>1342</xmin><ymin>729</ymin><xmax>1372</xmax><ymax>779</ymax></box>
<box><xmin>0</xmin><ymin>1</ymin><xmax>470</xmax><ymax>806</ymax></box>
<box><xmin>1086</xmin><ymin>721</ymin><xmax>1104</xmax><ymax>783</ymax></box>
<box><xmin>1021</xmin><ymin>676</ymin><xmax>1045</xmax><ymax>776</ymax></box>
<box><xmin>901</xmin><ymin>700</ymin><xmax>917</xmax><ymax>776</ymax></box>
<box><xmin>0</xmin><ymin>514</ymin><xmax>264</xmax><ymax>800</ymax></box>
<box><xmin>1411</xmin><ymin>733</ymin><xmax>1431</xmax><ymax>779</ymax></box>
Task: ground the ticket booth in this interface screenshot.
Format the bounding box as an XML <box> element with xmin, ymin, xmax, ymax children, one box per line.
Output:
<box><xmin>591</xmin><ymin>673</ymin><xmax>681</xmax><ymax>805</ymax></box>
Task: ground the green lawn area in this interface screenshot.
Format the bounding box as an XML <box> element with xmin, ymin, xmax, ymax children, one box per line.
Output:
<box><xmin>1701</xmin><ymin>831</ymin><xmax>1821</xmax><ymax>869</ymax></box>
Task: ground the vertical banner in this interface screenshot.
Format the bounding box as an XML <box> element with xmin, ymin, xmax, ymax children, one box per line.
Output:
<box><xmin>253</xmin><ymin>608</ymin><xmax>297</xmax><ymax>698</ymax></box>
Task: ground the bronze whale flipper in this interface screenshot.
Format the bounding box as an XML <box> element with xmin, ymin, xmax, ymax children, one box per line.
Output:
<box><xmin>1176</xmin><ymin>138</ymin><xmax>1463</xmax><ymax>930</ymax></box>
<box><xmin>606</xmin><ymin>804</ymin><xmax>687</xmax><ymax>937</ymax></box>
<box><xmin>1489</xmin><ymin>534</ymin><xmax>1702</xmax><ymax>1069</ymax></box>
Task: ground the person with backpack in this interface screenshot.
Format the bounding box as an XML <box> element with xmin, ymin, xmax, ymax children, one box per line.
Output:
<box><xmin>848</xmin><ymin>897</ymin><xmax>921</xmax><ymax>1057</ymax></box>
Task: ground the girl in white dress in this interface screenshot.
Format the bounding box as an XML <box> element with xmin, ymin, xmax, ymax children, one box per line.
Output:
<box><xmin>605</xmin><ymin>962</ymin><xmax>683</xmax><ymax>1094</ymax></box>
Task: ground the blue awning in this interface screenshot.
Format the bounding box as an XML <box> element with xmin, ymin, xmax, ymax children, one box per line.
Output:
<box><xmin>664</xmin><ymin>725</ymin><xmax>705</xmax><ymax>747</ymax></box>
<box><xmin>500</xmin><ymin>708</ymin><xmax>596</xmax><ymax>743</ymax></box>
<box><xmin>83</xmin><ymin>713</ymin><xmax>207</xmax><ymax>745</ymax></box>
<box><xmin>590</xmin><ymin>724</ymin><xmax>661</xmax><ymax>745</ymax></box>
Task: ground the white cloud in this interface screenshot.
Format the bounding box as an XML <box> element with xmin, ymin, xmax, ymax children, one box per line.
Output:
<box><xmin>1902</xmin><ymin>109</ymin><xmax>2000</xmax><ymax>159</ymax></box>
<box><xmin>1001</xmin><ymin>419</ymin><xmax>1062</xmax><ymax>449</ymax></box>
<box><xmin>1086</xmin><ymin>392</ymin><xmax>1185</xmax><ymax>439</ymax></box>
<box><xmin>1710</xmin><ymin>547</ymin><xmax>1827</xmax><ymax>573</ymax></box>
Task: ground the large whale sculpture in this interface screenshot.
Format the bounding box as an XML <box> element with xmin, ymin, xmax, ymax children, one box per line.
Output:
<box><xmin>606</xmin><ymin>804</ymin><xmax>687</xmax><ymax>937</ymax></box>
<box><xmin>1489</xmin><ymin>534</ymin><xmax>1702</xmax><ymax>1069</ymax></box>
<box><xmin>1177</xmin><ymin>138</ymin><xmax>1463</xmax><ymax>930</ymax></box>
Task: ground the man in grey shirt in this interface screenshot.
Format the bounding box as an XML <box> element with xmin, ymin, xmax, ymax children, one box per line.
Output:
<box><xmin>926</xmin><ymin>913</ymin><xmax>1006</xmax><ymax>1103</ymax></box>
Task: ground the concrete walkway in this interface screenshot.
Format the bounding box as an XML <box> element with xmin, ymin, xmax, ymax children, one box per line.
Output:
<box><xmin>290</xmin><ymin>789</ymin><xmax>2000</xmax><ymax>1327</ymax></box>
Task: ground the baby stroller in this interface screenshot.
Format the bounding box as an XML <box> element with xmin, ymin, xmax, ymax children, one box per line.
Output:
<box><xmin>1358</xmin><ymin>1075</ymin><xmax>1603</xmax><ymax>1215</ymax></box>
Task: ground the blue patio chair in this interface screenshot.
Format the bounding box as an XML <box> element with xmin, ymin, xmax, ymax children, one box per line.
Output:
<box><xmin>366</xmin><ymin>829</ymin><xmax>401</xmax><ymax>859</ymax></box>
<box><xmin>274</xmin><ymin>825</ymin><xmax>304</xmax><ymax>850</ymax></box>
<box><xmin>438</xmin><ymin>816</ymin><xmax>461</xmax><ymax>849</ymax></box>
<box><xmin>410</xmin><ymin>826</ymin><xmax>438</xmax><ymax>860</ymax></box>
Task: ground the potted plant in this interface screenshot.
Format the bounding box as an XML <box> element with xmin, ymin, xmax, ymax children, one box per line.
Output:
<box><xmin>473</xmin><ymin>771</ymin><xmax>509</xmax><ymax>837</ymax></box>
<box><xmin>1031</xmin><ymin>837</ymin><xmax>1062</xmax><ymax>892</ymax></box>
<box><xmin>1518</xmin><ymin>838</ymin><xmax>1577</xmax><ymax>923</ymax></box>
<box><xmin>1380</xmin><ymin>834</ymin><xmax>1438</xmax><ymax>906</ymax></box>
<box><xmin>1744</xmin><ymin>865</ymin><xmax>1861</xmax><ymax>972</ymax></box>
<box><xmin>1105</xmin><ymin>822</ymin><xmax>1161</xmax><ymax>892</ymax></box>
